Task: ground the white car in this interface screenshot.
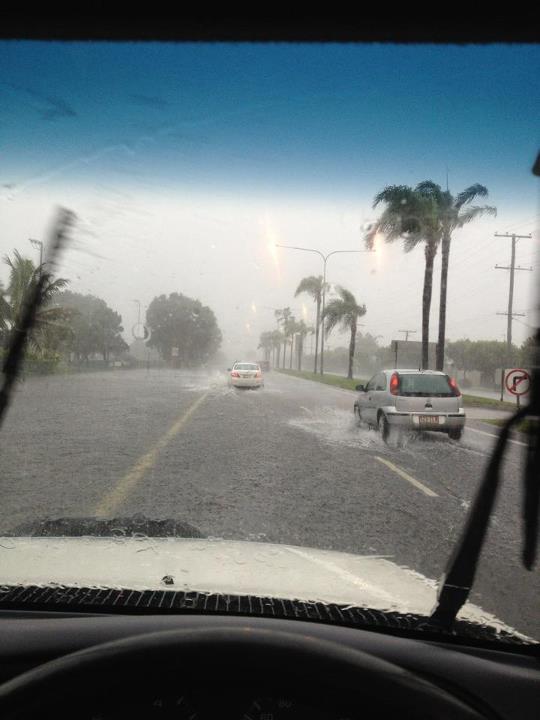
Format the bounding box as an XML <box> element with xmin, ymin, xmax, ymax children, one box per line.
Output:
<box><xmin>228</xmin><ymin>362</ymin><xmax>264</xmax><ymax>389</ymax></box>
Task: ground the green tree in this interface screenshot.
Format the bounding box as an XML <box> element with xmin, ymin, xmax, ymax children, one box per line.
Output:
<box><xmin>520</xmin><ymin>335</ymin><xmax>536</xmax><ymax>368</ymax></box>
<box><xmin>146</xmin><ymin>292</ymin><xmax>222</xmax><ymax>366</ymax></box>
<box><xmin>446</xmin><ymin>339</ymin><xmax>474</xmax><ymax>381</ymax></box>
<box><xmin>2</xmin><ymin>250</ymin><xmax>70</xmax><ymax>353</ymax></box>
<box><xmin>322</xmin><ymin>286</ymin><xmax>367</xmax><ymax>379</ymax></box>
<box><xmin>466</xmin><ymin>340</ymin><xmax>519</xmax><ymax>386</ymax></box>
<box><xmin>294</xmin><ymin>275</ymin><xmax>327</xmax><ymax>373</ymax></box>
<box><xmin>353</xmin><ymin>332</ymin><xmax>382</xmax><ymax>375</ymax></box>
<box><xmin>59</xmin><ymin>291</ymin><xmax>128</xmax><ymax>363</ymax></box>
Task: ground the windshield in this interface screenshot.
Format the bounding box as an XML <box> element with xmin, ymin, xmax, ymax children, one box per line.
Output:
<box><xmin>0</xmin><ymin>41</ymin><xmax>538</xmax><ymax>645</ymax></box>
<box><xmin>398</xmin><ymin>374</ymin><xmax>455</xmax><ymax>396</ymax></box>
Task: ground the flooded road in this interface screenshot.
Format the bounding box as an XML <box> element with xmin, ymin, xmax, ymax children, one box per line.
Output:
<box><xmin>0</xmin><ymin>368</ymin><xmax>537</xmax><ymax>638</ymax></box>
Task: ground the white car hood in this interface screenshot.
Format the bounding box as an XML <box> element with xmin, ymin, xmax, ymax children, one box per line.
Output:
<box><xmin>0</xmin><ymin>536</ymin><xmax>524</xmax><ymax>638</ymax></box>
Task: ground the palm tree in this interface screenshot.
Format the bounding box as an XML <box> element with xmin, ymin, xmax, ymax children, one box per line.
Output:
<box><xmin>294</xmin><ymin>320</ymin><xmax>310</xmax><ymax>370</ymax></box>
<box><xmin>284</xmin><ymin>316</ymin><xmax>299</xmax><ymax>369</ymax></box>
<box><xmin>322</xmin><ymin>286</ymin><xmax>366</xmax><ymax>379</ymax></box>
<box><xmin>366</xmin><ymin>184</ymin><xmax>444</xmax><ymax>369</ymax></box>
<box><xmin>295</xmin><ymin>275</ymin><xmax>327</xmax><ymax>373</ymax></box>
<box><xmin>367</xmin><ymin>182</ymin><xmax>495</xmax><ymax>370</ymax></box>
<box><xmin>257</xmin><ymin>331</ymin><xmax>274</xmax><ymax>362</ymax></box>
<box><xmin>270</xmin><ymin>329</ymin><xmax>283</xmax><ymax>368</ymax></box>
<box><xmin>274</xmin><ymin>307</ymin><xmax>292</xmax><ymax>368</ymax></box>
<box><xmin>3</xmin><ymin>250</ymin><xmax>70</xmax><ymax>352</ymax></box>
<box><xmin>415</xmin><ymin>182</ymin><xmax>496</xmax><ymax>370</ymax></box>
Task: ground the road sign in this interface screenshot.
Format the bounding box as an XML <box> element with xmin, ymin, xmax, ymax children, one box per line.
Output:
<box><xmin>504</xmin><ymin>368</ymin><xmax>530</xmax><ymax>396</ymax></box>
<box><xmin>132</xmin><ymin>322</ymin><xmax>151</xmax><ymax>342</ymax></box>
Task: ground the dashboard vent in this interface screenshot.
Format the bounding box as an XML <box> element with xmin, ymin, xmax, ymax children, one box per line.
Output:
<box><xmin>0</xmin><ymin>584</ymin><xmax>532</xmax><ymax>647</ymax></box>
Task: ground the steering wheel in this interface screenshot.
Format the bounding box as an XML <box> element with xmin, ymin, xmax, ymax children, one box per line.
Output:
<box><xmin>0</xmin><ymin>626</ymin><xmax>487</xmax><ymax>719</ymax></box>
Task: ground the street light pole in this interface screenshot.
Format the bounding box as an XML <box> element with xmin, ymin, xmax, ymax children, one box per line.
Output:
<box><xmin>275</xmin><ymin>245</ymin><xmax>374</xmax><ymax>375</ymax></box>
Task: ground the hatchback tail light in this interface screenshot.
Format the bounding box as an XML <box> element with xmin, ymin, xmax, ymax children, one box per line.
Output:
<box><xmin>448</xmin><ymin>376</ymin><xmax>461</xmax><ymax>396</ymax></box>
<box><xmin>255</xmin><ymin>371</ymin><xmax>261</xmax><ymax>378</ymax></box>
<box><xmin>389</xmin><ymin>372</ymin><xmax>400</xmax><ymax>395</ymax></box>
<box><xmin>231</xmin><ymin>371</ymin><xmax>240</xmax><ymax>378</ymax></box>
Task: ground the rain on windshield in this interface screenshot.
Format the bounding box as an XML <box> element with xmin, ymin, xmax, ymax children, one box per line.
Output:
<box><xmin>0</xmin><ymin>42</ymin><xmax>538</xmax><ymax>641</ymax></box>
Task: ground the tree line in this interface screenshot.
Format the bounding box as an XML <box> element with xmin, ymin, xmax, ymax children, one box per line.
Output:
<box><xmin>259</xmin><ymin>281</ymin><xmax>366</xmax><ymax>380</ymax></box>
<box><xmin>0</xmin><ymin>250</ymin><xmax>222</xmax><ymax>372</ymax></box>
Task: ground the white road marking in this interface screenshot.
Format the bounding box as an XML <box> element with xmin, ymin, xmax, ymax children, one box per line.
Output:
<box><xmin>299</xmin><ymin>406</ymin><xmax>313</xmax><ymax>414</ymax></box>
<box><xmin>466</xmin><ymin>426</ymin><xmax>527</xmax><ymax>447</ymax></box>
<box><xmin>374</xmin><ymin>456</ymin><xmax>439</xmax><ymax>498</ymax></box>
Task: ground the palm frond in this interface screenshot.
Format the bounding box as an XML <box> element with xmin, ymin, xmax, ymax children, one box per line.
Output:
<box><xmin>454</xmin><ymin>183</ymin><xmax>489</xmax><ymax>209</ymax></box>
<box><xmin>335</xmin><ymin>286</ymin><xmax>356</xmax><ymax>306</ymax></box>
<box><xmin>457</xmin><ymin>205</ymin><xmax>497</xmax><ymax>226</ymax></box>
<box><xmin>322</xmin><ymin>299</ymin><xmax>344</xmax><ymax>335</ymax></box>
<box><xmin>373</xmin><ymin>185</ymin><xmax>416</xmax><ymax>209</ymax></box>
<box><xmin>294</xmin><ymin>275</ymin><xmax>324</xmax><ymax>299</ymax></box>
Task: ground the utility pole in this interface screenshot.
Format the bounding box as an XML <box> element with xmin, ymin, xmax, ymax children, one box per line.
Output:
<box><xmin>494</xmin><ymin>232</ymin><xmax>532</xmax><ymax>399</ymax></box>
<box><xmin>398</xmin><ymin>329</ymin><xmax>417</xmax><ymax>342</ymax></box>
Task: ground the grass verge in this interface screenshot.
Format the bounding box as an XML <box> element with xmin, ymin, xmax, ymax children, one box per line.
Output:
<box><xmin>277</xmin><ymin>369</ymin><xmax>518</xmax><ymax>410</ymax></box>
<box><xmin>482</xmin><ymin>418</ymin><xmax>537</xmax><ymax>435</ymax></box>
<box><xmin>462</xmin><ymin>393</ymin><xmax>516</xmax><ymax>410</ymax></box>
<box><xmin>276</xmin><ymin>369</ymin><xmax>365</xmax><ymax>391</ymax></box>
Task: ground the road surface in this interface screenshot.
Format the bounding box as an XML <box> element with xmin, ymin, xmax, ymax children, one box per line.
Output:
<box><xmin>0</xmin><ymin>368</ymin><xmax>537</xmax><ymax>639</ymax></box>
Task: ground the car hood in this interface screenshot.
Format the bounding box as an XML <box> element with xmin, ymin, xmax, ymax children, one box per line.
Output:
<box><xmin>0</xmin><ymin>536</ymin><xmax>525</xmax><ymax>638</ymax></box>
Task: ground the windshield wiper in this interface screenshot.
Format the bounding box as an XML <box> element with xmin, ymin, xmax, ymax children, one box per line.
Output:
<box><xmin>426</xmin><ymin>329</ymin><xmax>539</xmax><ymax>632</ymax></box>
<box><xmin>0</xmin><ymin>208</ymin><xmax>75</xmax><ymax>430</ymax></box>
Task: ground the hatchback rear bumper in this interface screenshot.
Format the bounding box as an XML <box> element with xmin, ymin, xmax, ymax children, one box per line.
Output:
<box><xmin>385</xmin><ymin>408</ymin><xmax>466</xmax><ymax>431</ymax></box>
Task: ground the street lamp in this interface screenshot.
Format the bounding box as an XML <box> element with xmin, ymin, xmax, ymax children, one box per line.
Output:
<box><xmin>275</xmin><ymin>245</ymin><xmax>374</xmax><ymax>374</ymax></box>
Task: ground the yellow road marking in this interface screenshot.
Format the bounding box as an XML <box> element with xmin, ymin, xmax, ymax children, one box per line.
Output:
<box><xmin>95</xmin><ymin>391</ymin><xmax>210</xmax><ymax>518</ymax></box>
<box><xmin>374</xmin><ymin>456</ymin><xmax>438</xmax><ymax>498</ymax></box>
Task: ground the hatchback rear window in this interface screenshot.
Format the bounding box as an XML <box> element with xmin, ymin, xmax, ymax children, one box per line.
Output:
<box><xmin>234</xmin><ymin>364</ymin><xmax>259</xmax><ymax>371</ymax></box>
<box><xmin>398</xmin><ymin>374</ymin><xmax>455</xmax><ymax>396</ymax></box>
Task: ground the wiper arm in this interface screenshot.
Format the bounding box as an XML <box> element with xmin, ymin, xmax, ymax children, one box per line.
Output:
<box><xmin>426</xmin><ymin>335</ymin><xmax>539</xmax><ymax>631</ymax></box>
<box><xmin>0</xmin><ymin>208</ymin><xmax>75</xmax><ymax>430</ymax></box>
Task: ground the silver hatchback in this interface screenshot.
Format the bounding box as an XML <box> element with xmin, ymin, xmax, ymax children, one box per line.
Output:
<box><xmin>354</xmin><ymin>369</ymin><xmax>466</xmax><ymax>442</ymax></box>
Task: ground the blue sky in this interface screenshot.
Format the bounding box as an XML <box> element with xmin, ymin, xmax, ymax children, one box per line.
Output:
<box><xmin>0</xmin><ymin>42</ymin><xmax>538</xmax><ymax>353</ymax></box>
<box><xmin>1</xmin><ymin>42</ymin><xmax>538</xmax><ymax>202</ymax></box>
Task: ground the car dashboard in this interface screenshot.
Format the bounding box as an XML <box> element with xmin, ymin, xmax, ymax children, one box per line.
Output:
<box><xmin>0</xmin><ymin>611</ymin><xmax>538</xmax><ymax>720</ymax></box>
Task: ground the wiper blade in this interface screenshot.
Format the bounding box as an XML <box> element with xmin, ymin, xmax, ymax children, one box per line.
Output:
<box><xmin>0</xmin><ymin>208</ymin><xmax>75</xmax><ymax>430</ymax></box>
<box><xmin>427</xmin><ymin>330</ymin><xmax>539</xmax><ymax>632</ymax></box>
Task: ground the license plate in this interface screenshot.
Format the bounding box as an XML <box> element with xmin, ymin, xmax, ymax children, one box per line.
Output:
<box><xmin>417</xmin><ymin>415</ymin><xmax>441</xmax><ymax>426</ymax></box>
<box><xmin>241</xmin><ymin>374</ymin><xmax>250</xmax><ymax>378</ymax></box>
